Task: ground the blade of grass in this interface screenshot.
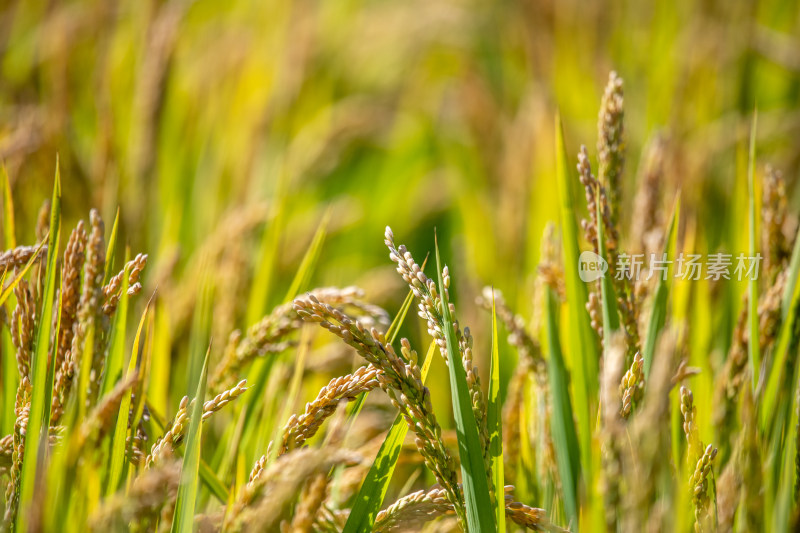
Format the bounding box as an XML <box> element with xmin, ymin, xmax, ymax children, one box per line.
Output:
<box><xmin>241</xmin><ymin>211</ymin><xmax>331</xmax><ymax>447</ymax></box>
<box><xmin>747</xmin><ymin>112</ymin><xmax>759</xmax><ymax>392</ymax></box>
<box><xmin>643</xmin><ymin>195</ymin><xmax>680</xmax><ymax>378</ymax></box>
<box><xmin>554</xmin><ymin>113</ymin><xmax>597</xmax><ymax>481</ymax></box>
<box><xmin>545</xmin><ymin>285</ymin><xmax>581</xmax><ymax>528</ymax></box>
<box><xmin>103</xmin><ymin>207</ymin><xmax>120</xmax><ymax>285</ymax></box>
<box><xmin>171</xmin><ymin>344</ymin><xmax>211</xmax><ymax>533</ymax></box>
<box><xmin>435</xmin><ymin>233</ymin><xmax>496</xmax><ymax>533</ymax></box>
<box><xmin>283</xmin><ymin>208</ymin><xmax>330</xmax><ymax>303</ymax></box>
<box><xmin>105</xmin><ymin>293</ymin><xmax>150</xmax><ymax>495</ymax></box>
<box><xmin>2</xmin><ymin>164</ymin><xmax>16</xmax><ymax>248</ymax></box>
<box><xmin>17</xmin><ymin>164</ymin><xmax>61</xmax><ymax>532</ymax></box>
<box><xmin>488</xmin><ymin>290</ymin><xmax>506</xmax><ymax>532</ymax></box>
<box><xmin>1</xmin><ymin>165</ymin><xmax>16</xmax><ymax>435</ymax></box>
<box><xmin>342</xmin><ymin>341</ymin><xmax>436</xmax><ymax>533</ymax></box>
<box><xmin>100</xmin><ymin>249</ymin><xmax>130</xmax><ymax>398</ymax></box>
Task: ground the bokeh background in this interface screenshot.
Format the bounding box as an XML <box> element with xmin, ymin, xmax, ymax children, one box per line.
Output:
<box><xmin>2</xmin><ymin>0</ymin><xmax>800</xmax><ymax>511</ymax></box>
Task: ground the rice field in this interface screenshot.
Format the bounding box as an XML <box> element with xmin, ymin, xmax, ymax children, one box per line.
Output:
<box><xmin>2</xmin><ymin>0</ymin><xmax>800</xmax><ymax>531</ymax></box>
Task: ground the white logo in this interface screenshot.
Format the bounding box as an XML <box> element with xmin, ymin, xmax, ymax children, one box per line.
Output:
<box><xmin>578</xmin><ymin>251</ymin><xmax>608</xmax><ymax>282</ymax></box>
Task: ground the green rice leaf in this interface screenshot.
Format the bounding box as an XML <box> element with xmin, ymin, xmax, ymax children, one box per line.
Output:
<box><xmin>554</xmin><ymin>113</ymin><xmax>597</xmax><ymax>480</ymax></box>
<box><xmin>103</xmin><ymin>207</ymin><xmax>120</xmax><ymax>285</ymax></box>
<box><xmin>545</xmin><ymin>285</ymin><xmax>581</xmax><ymax>528</ymax></box>
<box><xmin>435</xmin><ymin>233</ymin><xmax>496</xmax><ymax>533</ymax></box>
<box><xmin>342</xmin><ymin>341</ymin><xmax>436</xmax><ymax>533</ymax></box>
<box><xmin>171</xmin><ymin>344</ymin><xmax>211</xmax><ymax>533</ymax></box>
<box><xmin>100</xmin><ymin>249</ymin><xmax>130</xmax><ymax>399</ymax></box>
<box><xmin>488</xmin><ymin>290</ymin><xmax>506</xmax><ymax>532</ymax></box>
<box><xmin>105</xmin><ymin>294</ymin><xmax>150</xmax><ymax>495</ymax></box>
<box><xmin>2</xmin><ymin>164</ymin><xmax>16</xmax><ymax>248</ymax></box>
<box><xmin>643</xmin><ymin>195</ymin><xmax>680</xmax><ymax>378</ymax></box>
<box><xmin>0</xmin><ymin>165</ymin><xmax>16</xmax><ymax>435</ymax></box>
<box><xmin>283</xmin><ymin>208</ymin><xmax>330</xmax><ymax>303</ymax></box>
<box><xmin>747</xmin><ymin>112</ymin><xmax>760</xmax><ymax>392</ymax></box>
<box><xmin>17</xmin><ymin>163</ymin><xmax>62</xmax><ymax>532</ymax></box>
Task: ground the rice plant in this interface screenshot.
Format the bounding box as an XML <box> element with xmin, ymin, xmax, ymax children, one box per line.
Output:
<box><xmin>2</xmin><ymin>1</ymin><xmax>800</xmax><ymax>530</ymax></box>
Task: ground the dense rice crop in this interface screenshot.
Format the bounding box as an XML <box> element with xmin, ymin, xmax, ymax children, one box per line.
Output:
<box><xmin>2</xmin><ymin>1</ymin><xmax>800</xmax><ymax>532</ymax></box>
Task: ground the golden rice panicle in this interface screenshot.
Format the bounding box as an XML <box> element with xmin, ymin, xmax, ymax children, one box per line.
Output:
<box><xmin>715</xmin><ymin>274</ymin><xmax>785</xmax><ymax>442</ymax></box>
<box><xmin>690</xmin><ymin>443</ymin><xmax>718</xmax><ymax>533</ymax></box>
<box><xmin>80</xmin><ymin>209</ymin><xmax>108</xmax><ymax>409</ymax></box>
<box><xmin>713</xmin><ymin>295</ymin><xmax>748</xmax><ymax>438</ymax></box>
<box><xmin>476</xmin><ymin>287</ymin><xmax>547</xmax><ymax>384</ymax></box>
<box><xmin>10</xmin><ymin>279</ymin><xmax>35</xmax><ymax>382</ymax></box>
<box><xmin>680</xmin><ymin>385</ymin><xmax>701</xmax><ymax>460</ymax></box>
<box><xmin>279</xmin><ymin>364</ymin><xmax>381</xmax><ymax>455</ymax></box>
<box><xmin>293</xmin><ymin>295</ymin><xmax>464</xmax><ymax>521</ymax></box>
<box><xmin>597</xmin><ymin>70</ymin><xmax>625</xmax><ymax>224</ymax></box>
<box><xmin>210</xmin><ymin>286</ymin><xmax>386</xmax><ymax>394</ymax></box>
<box><xmin>78</xmin><ymin>371</ymin><xmax>139</xmax><ymax>448</ymax></box>
<box><xmin>0</xmin><ymin>245</ymin><xmax>47</xmax><ymax>272</ymax></box>
<box><xmin>384</xmin><ymin>227</ymin><xmax>491</xmax><ymax>481</ymax></box>
<box><xmin>624</xmin><ymin>331</ymin><xmax>678</xmax><ymax>531</ymax></box>
<box><xmin>619</xmin><ymin>351</ymin><xmax>644</xmax><ymax>418</ymax></box>
<box><xmin>737</xmin><ymin>386</ymin><xmax>762</xmax><ymax>532</ymax></box>
<box><xmin>102</xmin><ymin>252</ymin><xmax>148</xmax><ymax>315</ymax></box>
<box><xmin>762</xmin><ymin>164</ymin><xmax>790</xmax><ymax>280</ymax></box>
<box><xmin>373</xmin><ymin>487</ymin><xmax>453</xmax><ymax>532</ymax></box>
<box><xmin>89</xmin><ymin>458</ymin><xmax>181</xmax><ymax>533</ymax></box>
<box><xmin>3</xmin><ymin>377</ymin><xmax>31</xmax><ymax>527</ymax></box>
<box><xmin>211</xmin><ymin>300</ymin><xmax>300</xmax><ymax>393</ymax></box>
<box><xmin>288</xmin><ymin>473</ymin><xmax>329</xmax><ymax>533</ymax></box>
<box><xmin>51</xmin><ymin>221</ymin><xmax>87</xmax><ymax>423</ymax></box>
<box><xmin>600</xmin><ymin>333</ymin><xmax>626</xmax><ymax>533</ymax></box>
<box><xmin>228</xmin><ymin>448</ymin><xmax>359</xmax><ymax>532</ymax></box>
<box><xmin>631</xmin><ymin>135</ymin><xmax>666</xmax><ymax>257</ymax></box>
<box><xmin>146</xmin><ymin>379</ymin><xmax>247</xmax><ymax>467</ymax></box>
<box><xmin>55</xmin><ymin>221</ymin><xmax>87</xmax><ymax>372</ymax></box>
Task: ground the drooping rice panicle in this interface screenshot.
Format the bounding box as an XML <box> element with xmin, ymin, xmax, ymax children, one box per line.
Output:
<box><xmin>102</xmin><ymin>252</ymin><xmax>148</xmax><ymax>315</ymax></box>
<box><xmin>76</xmin><ymin>371</ymin><xmax>139</xmax><ymax>448</ymax></box>
<box><xmin>10</xmin><ymin>280</ymin><xmax>35</xmax><ymax>382</ymax></box>
<box><xmin>89</xmin><ymin>458</ymin><xmax>181</xmax><ymax>533</ymax></box>
<box><xmin>599</xmin><ymin>334</ymin><xmax>626</xmax><ymax>532</ymax></box>
<box><xmin>145</xmin><ymin>379</ymin><xmax>247</xmax><ymax>467</ymax></box>
<box><xmin>623</xmin><ymin>331</ymin><xmax>677</xmax><ymax>531</ymax></box>
<box><xmin>372</xmin><ymin>487</ymin><xmax>454</xmax><ymax>532</ymax></box>
<box><xmin>383</xmin><ymin>227</ymin><xmax>492</xmax><ymax>499</ymax></box>
<box><xmin>287</xmin><ymin>473</ymin><xmax>329</xmax><ymax>533</ymax></box>
<box><xmin>689</xmin><ymin>444</ymin><xmax>718</xmax><ymax>532</ymax></box>
<box><xmin>3</xmin><ymin>376</ymin><xmax>31</xmax><ymax>528</ymax></box>
<box><xmin>762</xmin><ymin>165</ymin><xmax>790</xmax><ymax>280</ymax></box>
<box><xmin>0</xmin><ymin>246</ymin><xmax>47</xmax><ymax>272</ymax></box>
<box><xmin>619</xmin><ymin>351</ymin><xmax>644</xmax><ymax>418</ymax></box>
<box><xmin>292</xmin><ymin>294</ymin><xmax>465</xmax><ymax>523</ymax></box>
<box><xmin>227</xmin><ymin>447</ymin><xmax>359</xmax><ymax>532</ymax></box>
<box><xmin>631</xmin><ymin>136</ymin><xmax>666</xmax><ymax>257</ymax></box>
<box><xmin>715</xmin><ymin>270</ymin><xmax>785</xmax><ymax>440</ymax></box>
<box><xmin>279</xmin><ymin>364</ymin><xmax>381</xmax><ymax>455</ymax></box>
<box><xmin>210</xmin><ymin>286</ymin><xmax>388</xmax><ymax>393</ymax></box>
<box><xmin>372</xmin><ymin>485</ymin><xmax>565</xmax><ymax>533</ymax></box>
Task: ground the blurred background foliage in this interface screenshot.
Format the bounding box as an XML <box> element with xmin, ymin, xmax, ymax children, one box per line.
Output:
<box><xmin>2</xmin><ymin>0</ymin><xmax>800</xmax><ymax>501</ymax></box>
